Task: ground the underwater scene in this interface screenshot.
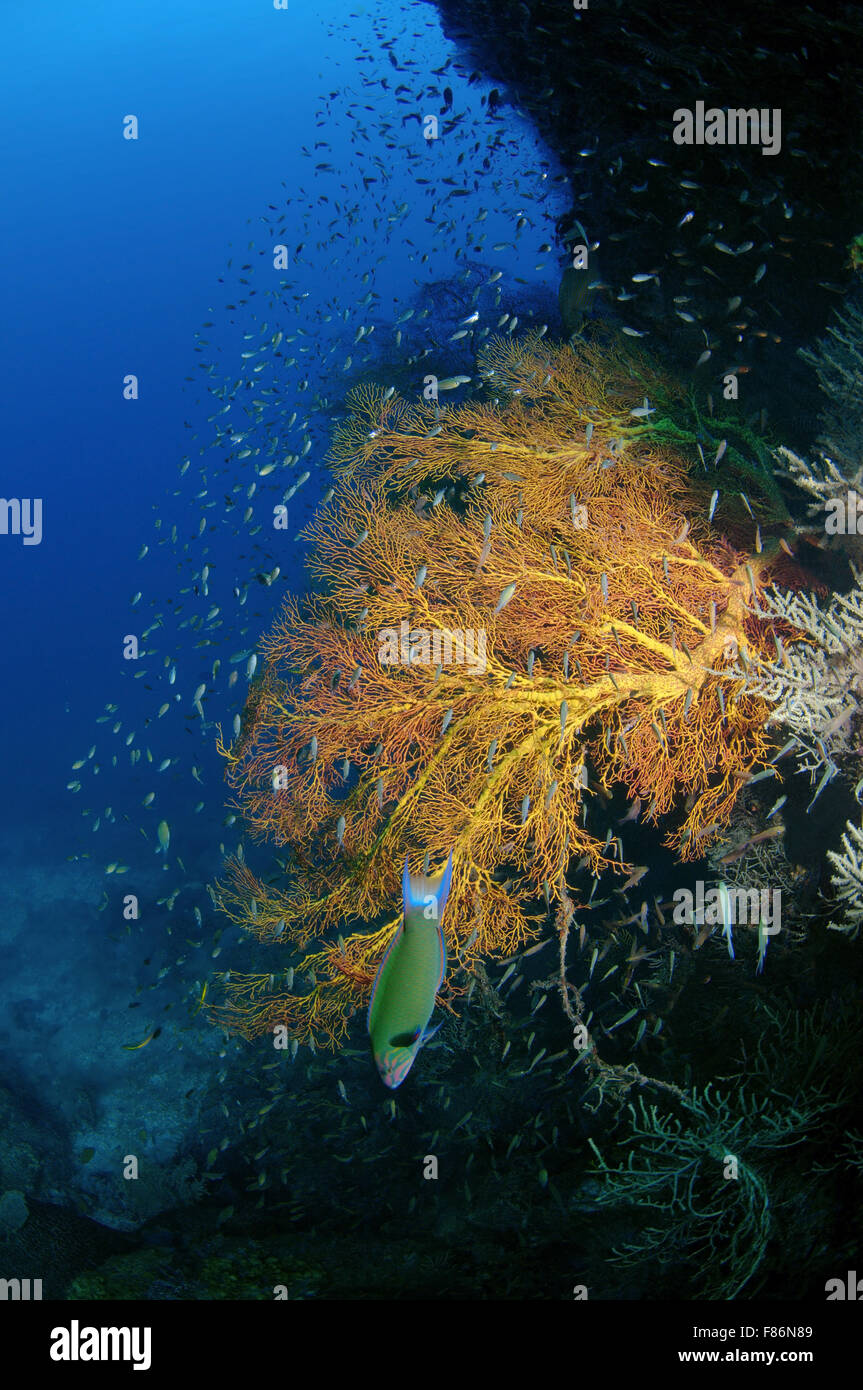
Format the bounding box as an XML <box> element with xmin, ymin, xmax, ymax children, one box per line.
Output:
<box><xmin>2</xmin><ymin>0</ymin><xmax>863</xmax><ymax>1333</ymax></box>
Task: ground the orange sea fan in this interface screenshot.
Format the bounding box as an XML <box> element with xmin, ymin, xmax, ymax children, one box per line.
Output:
<box><xmin>209</xmin><ymin>335</ymin><xmax>798</xmax><ymax>1051</ymax></box>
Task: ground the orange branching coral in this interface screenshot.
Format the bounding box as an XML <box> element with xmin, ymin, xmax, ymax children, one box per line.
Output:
<box><xmin>209</xmin><ymin>334</ymin><xmax>790</xmax><ymax>1051</ymax></box>
<box><xmin>328</xmin><ymin>331</ymin><xmax>687</xmax><ymax>516</ymax></box>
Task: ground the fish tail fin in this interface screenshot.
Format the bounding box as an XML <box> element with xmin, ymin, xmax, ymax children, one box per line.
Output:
<box><xmin>403</xmin><ymin>849</ymin><xmax>453</xmax><ymax>923</ymax></box>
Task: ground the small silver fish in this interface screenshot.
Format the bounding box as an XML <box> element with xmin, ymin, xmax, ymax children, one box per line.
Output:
<box><xmin>437</xmin><ymin>375</ymin><xmax>471</xmax><ymax>389</ymax></box>
<box><xmin>494</xmin><ymin>582</ymin><xmax>516</xmax><ymax>614</ymax></box>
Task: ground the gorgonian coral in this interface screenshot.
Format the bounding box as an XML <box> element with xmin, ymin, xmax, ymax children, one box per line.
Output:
<box><xmin>209</xmin><ymin>333</ymin><xmax>804</xmax><ymax>1049</ymax></box>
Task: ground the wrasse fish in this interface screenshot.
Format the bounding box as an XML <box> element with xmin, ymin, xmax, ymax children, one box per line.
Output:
<box><xmin>718</xmin><ymin>824</ymin><xmax>784</xmax><ymax>864</ymax></box>
<box><xmin>122</xmin><ymin>1027</ymin><xmax>162</xmax><ymax>1051</ymax></box>
<box><xmin>368</xmin><ymin>851</ymin><xmax>453</xmax><ymax>1089</ymax></box>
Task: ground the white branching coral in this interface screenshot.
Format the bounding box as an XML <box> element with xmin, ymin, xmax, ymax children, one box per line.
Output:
<box><xmin>798</xmin><ymin>293</ymin><xmax>863</xmax><ymax>477</ymax></box>
<box><xmin>776</xmin><ymin>293</ymin><xmax>863</xmax><ymax>527</ymax></box>
<box><xmin>826</xmin><ymin>816</ymin><xmax>863</xmax><ymax>938</ymax></box>
<box><xmin>734</xmin><ymin>578</ymin><xmax>863</xmax><ymax>935</ymax></box>
<box><xmin>734</xmin><ymin>579</ymin><xmax>863</xmax><ymax>799</ymax></box>
<box><xmin>749</xmin><ymin>289</ymin><xmax>863</xmax><ymax>932</ymax></box>
<box><xmin>775</xmin><ymin>445</ymin><xmax>862</xmax><ymax>521</ymax></box>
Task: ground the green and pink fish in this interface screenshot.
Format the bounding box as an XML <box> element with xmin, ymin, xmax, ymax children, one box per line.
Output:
<box><xmin>368</xmin><ymin>851</ymin><xmax>453</xmax><ymax>1088</ymax></box>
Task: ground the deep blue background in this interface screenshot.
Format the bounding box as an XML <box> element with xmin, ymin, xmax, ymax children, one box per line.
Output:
<box><xmin>2</xmin><ymin>1</ymin><xmax>345</xmax><ymax>818</ymax></box>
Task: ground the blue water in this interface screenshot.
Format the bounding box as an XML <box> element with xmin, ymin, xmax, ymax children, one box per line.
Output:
<box><xmin>1</xmin><ymin>0</ymin><xmax>565</xmax><ymax>1238</ymax></box>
